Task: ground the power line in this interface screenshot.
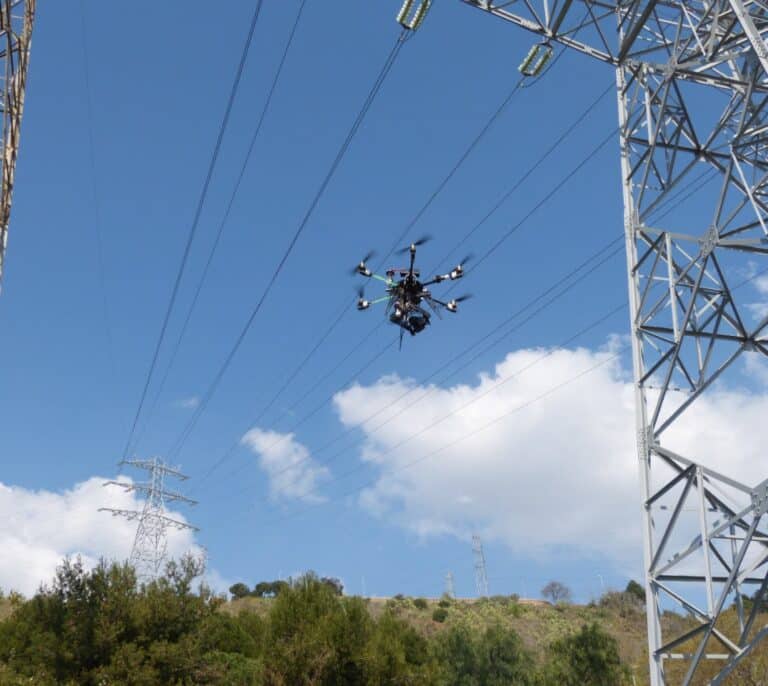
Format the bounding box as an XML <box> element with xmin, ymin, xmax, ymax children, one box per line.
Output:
<box><xmin>192</xmin><ymin>330</ymin><xmax>394</xmax><ymax>492</ymax></box>
<box><xmin>166</xmin><ymin>29</ymin><xmax>411</xmax><ymax>461</ymax></box>
<box><xmin>137</xmin><ymin>0</ymin><xmax>312</xmax><ymax>446</ymax></box>
<box><xmin>203</xmin><ymin>75</ymin><xmax>531</xmax><ymax>472</ymax></box>
<box><xmin>79</xmin><ymin>0</ymin><xmax>114</xmax><ymax>373</ymax></box>
<box><xmin>432</xmin><ymin>80</ymin><xmax>614</xmax><ymax>270</ymax></box>
<box><xmin>375</xmin><ymin>76</ymin><xmax>526</xmax><ymax>271</ymax></box>
<box><xmin>199</xmin><ymin>124</ymin><xmax>621</xmax><ymax>493</ymax></box>
<box><xmin>467</xmin><ymin>126</ymin><xmax>617</xmax><ymax>277</ymax></box>
<box><xmin>121</xmin><ymin>0</ymin><xmax>265</xmax><ymax>461</ymax></box>
<box><xmin>199</xmin><ymin>81</ymin><xmax>614</xmax><ymax>485</ymax></box>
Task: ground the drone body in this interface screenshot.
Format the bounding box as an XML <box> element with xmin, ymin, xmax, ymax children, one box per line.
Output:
<box><xmin>353</xmin><ymin>237</ymin><xmax>471</xmax><ymax>347</ymax></box>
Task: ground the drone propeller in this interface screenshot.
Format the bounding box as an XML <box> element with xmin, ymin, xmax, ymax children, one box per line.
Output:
<box><xmin>396</xmin><ymin>234</ymin><xmax>432</xmax><ymax>254</ymax></box>
<box><xmin>356</xmin><ymin>285</ymin><xmax>371</xmax><ymax>310</ymax></box>
<box><xmin>446</xmin><ymin>293</ymin><xmax>472</xmax><ymax>313</ymax></box>
<box><xmin>448</xmin><ymin>253</ymin><xmax>474</xmax><ymax>280</ymax></box>
<box><xmin>351</xmin><ymin>249</ymin><xmax>376</xmax><ymax>276</ymax></box>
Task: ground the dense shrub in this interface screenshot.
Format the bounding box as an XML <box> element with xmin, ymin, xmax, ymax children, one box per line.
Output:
<box><xmin>413</xmin><ymin>597</ymin><xmax>429</xmax><ymax>610</ymax></box>
<box><xmin>432</xmin><ymin>607</ymin><xmax>448</xmax><ymax>623</ymax></box>
<box><xmin>540</xmin><ymin>623</ymin><xmax>629</xmax><ymax>685</ymax></box>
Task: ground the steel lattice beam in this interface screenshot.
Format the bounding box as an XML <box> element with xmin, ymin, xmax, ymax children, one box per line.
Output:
<box><xmin>100</xmin><ymin>458</ymin><xmax>199</xmax><ymax>582</ymax></box>
<box><xmin>0</xmin><ymin>0</ymin><xmax>33</xmax><ymax>287</ymax></box>
<box><xmin>462</xmin><ymin>0</ymin><xmax>768</xmax><ymax>683</ymax></box>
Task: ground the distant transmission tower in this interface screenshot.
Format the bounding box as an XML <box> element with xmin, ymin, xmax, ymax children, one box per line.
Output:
<box><xmin>100</xmin><ymin>458</ymin><xmax>198</xmax><ymax>581</ymax></box>
<box><xmin>444</xmin><ymin>571</ymin><xmax>455</xmax><ymax>598</ymax></box>
<box><xmin>472</xmin><ymin>535</ymin><xmax>489</xmax><ymax>598</ymax></box>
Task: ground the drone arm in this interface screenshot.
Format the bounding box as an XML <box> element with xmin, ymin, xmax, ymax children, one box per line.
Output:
<box><xmin>369</xmin><ymin>273</ymin><xmax>393</xmax><ymax>284</ymax></box>
<box><xmin>358</xmin><ymin>295</ymin><xmax>391</xmax><ymax>310</ymax></box>
<box><xmin>430</xmin><ymin>296</ymin><xmax>460</xmax><ymax>313</ymax></box>
<box><xmin>422</xmin><ymin>274</ymin><xmax>450</xmax><ymax>287</ymax></box>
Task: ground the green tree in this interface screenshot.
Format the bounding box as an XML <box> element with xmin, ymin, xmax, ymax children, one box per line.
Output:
<box><xmin>320</xmin><ymin>577</ymin><xmax>344</xmax><ymax>596</ymax></box>
<box><xmin>363</xmin><ymin>611</ymin><xmax>438</xmax><ymax>685</ymax></box>
<box><xmin>541</xmin><ymin>623</ymin><xmax>628</xmax><ymax>686</ymax></box>
<box><xmin>432</xmin><ymin>607</ymin><xmax>448</xmax><ymax>623</ymax></box>
<box><xmin>433</xmin><ymin>625</ymin><xmax>478</xmax><ymax>685</ymax></box>
<box><xmin>624</xmin><ymin>580</ymin><xmax>646</xmax><ymax>604</ymax></box>
<box><xmin>229</xmin><ymin>582</ymin><xmax>251</xmax><ymax>600</ymax></box>
<box><xmin>476</xmin><ymin>625</ymin><xmax>534</xmax><ymax>685</ymax></box>
<box><xmin>541</xmin><ymin>580</ymin><xmax>571</xmax><ymax>604</ymax></box>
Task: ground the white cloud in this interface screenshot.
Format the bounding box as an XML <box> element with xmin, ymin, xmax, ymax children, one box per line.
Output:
<box><xmin>0</xmin><ymin>476</ymin><xmax>201</xmax><ymax>596</ymax></box>
<box><xmin>332</xmin><ymin>342</ymin><xmax>768</xmax><ymax>571</ymax></box>
<box><xmin>745</xmin><ymin>270</ymin><xmax>768</xmax><ymax>320</ymax></box>
<box><xmin>176</xmin><ymin>396</ymin><xmax>200</xmax><ymax>409</ymax></box>
<box><xmin>241</xmin><ymin>428</ymin><xmax>328</xmax><ymax>503</ymax></box>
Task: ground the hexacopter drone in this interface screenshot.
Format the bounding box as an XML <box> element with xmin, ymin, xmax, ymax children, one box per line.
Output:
<box><xmin>353</xmin><ymin>236</ymin><xmax>472</xmax><ymax>347</ymax></box>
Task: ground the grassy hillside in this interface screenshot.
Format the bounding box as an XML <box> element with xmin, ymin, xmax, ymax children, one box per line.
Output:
<box><xmin>225</xmin><ymin>592</ymin><xmax>768</xmax><ymax>684</ymax></box>
<box><xmin>227</xmin><ymin>593</ymin><xmax>650</xmax><ymax>677</ymax></box>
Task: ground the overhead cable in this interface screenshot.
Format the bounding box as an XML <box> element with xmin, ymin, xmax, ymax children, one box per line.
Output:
<box><xmin>120</xmin><ymin>0</ymin><xmax>265</xmax><ymax>461</ymax></box>
<box><xmin>204</xmin><ymin>79</ymin><xmax>615</xmax><ymax>480</ymax></box>
<box><xmin>200</xmin><ymin>124</ymin><xmax>622</xmax><ymax>490</ymax></box>
<box><xmin>166</xmin><ymin>28</ymin><xmax>412</xmax><ymax>460</ymax></box>
<box><xmin>137</xmin><ymin>0</ymin><xmax>311</xmax><ymax>446</ymax></box>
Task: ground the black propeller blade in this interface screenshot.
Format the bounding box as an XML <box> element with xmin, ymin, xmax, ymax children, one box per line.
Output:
<box><xmin>458</xmin><ymin>253</ymin><xmax>474</xmax><ymax>267</ymax></box>
<box><xmin>350</xmin><ymin>249</ymin><xmax>376</xmax><ymax>275</ymax></box>
<box><xmin>454</xmin><ymin>293</ymin><xmax>473</xmax><ymax>303</ymax></box>
<box><xmin>396</xmin><ymin>234</ymin><xmax>433</xmax><ymax>254</ymax></box>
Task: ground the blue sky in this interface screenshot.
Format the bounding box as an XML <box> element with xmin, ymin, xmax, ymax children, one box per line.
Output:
<box><xmin>0</xmin><ymin>0</ymin><xmax>723</xmax><ymax>599</ymax></box>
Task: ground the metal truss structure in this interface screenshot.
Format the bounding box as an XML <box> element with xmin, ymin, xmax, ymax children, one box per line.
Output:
<box><xmin>462</xmin><ymin>0</ymin><xmax>768</xmax><ymax>682</ymax></box>
<box><xmin>472</xmin><ymin>534</ymin><xmax>490</xmax><ymax>597</ymax></box>
<box><xmin>100</xmin><ymin>458</ymin><xmax>198</xmax><ymax>582</ymax></box>
<box><xmin>445</xmin><ymin>570</ymin><xmax>456</xmax><ymax>598</ymax></box>
<box><xmin>0</xmin><ymin>0</ymin><xmax>33</xmax><ymax>286</ymax></box>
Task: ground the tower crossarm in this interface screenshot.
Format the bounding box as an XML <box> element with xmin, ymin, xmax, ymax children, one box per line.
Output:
<box><xmin>462</xmin><ymin>0</ymin><xmax>768</xmax><ymax>91</ymax></box>
<box><xmin>118</xmin><ymin>458</ymin><xmax>190</xmax><ymax>480</ymax></box>
<box><xmin>98</xmin><ymin>507</ymin><xmax>199</xmax><ymax>532</ymax></box>
<box><xmin>102</xmin><ymin>480</ymin><xmax>198</xmax><ymax>505</ymax></box>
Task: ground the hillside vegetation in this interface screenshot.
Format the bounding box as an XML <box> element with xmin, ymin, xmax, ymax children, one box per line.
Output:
<box><xmin>0</xmin><ymin>557</ymin><xmax>765</xmax><ymax>684</ymax></box>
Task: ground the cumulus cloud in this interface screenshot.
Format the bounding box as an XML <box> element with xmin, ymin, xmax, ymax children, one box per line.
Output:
<box><xmin>0</xmin><ymin>476</ymin><xmax>199</xmax><ymax>596</ymax></box>
<box><xmin>241</xmin><ymin>428</ymin><xmax>329</xmax><ymax>503</ymax></box>
<box><xmin>332</xmin><ymin>342</ymin><xmax>768</xmax><ymax>570</ymax></box>
<box><xmin>745</xmin><ymin>267</ymin><xmax>768</xmax><ymax>320</ymax></box>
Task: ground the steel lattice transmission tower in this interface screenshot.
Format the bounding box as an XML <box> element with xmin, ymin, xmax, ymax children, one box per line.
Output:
<box><xmin>0</xmin><ymin>0</ymin><xmax>34</xmax><ymax>286</ymax></box>
<box><xmin>462</xmin><ymin>0</ymin><xmax>768</xmax><ymax>683</ymax></box>
<box><xmin>472</xmin><ymin>534</ymin><xmax>489</xmax><ymax>597</ymax></box>
<box><xmin>445</xmin><ymin>570</ymin><xmax>456</xmax><ymax>598</ymax></box>
<box><xmin>100</xmin><ymin>458</ymin><xmax>199</xmax><ymax>581</ymax></box>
